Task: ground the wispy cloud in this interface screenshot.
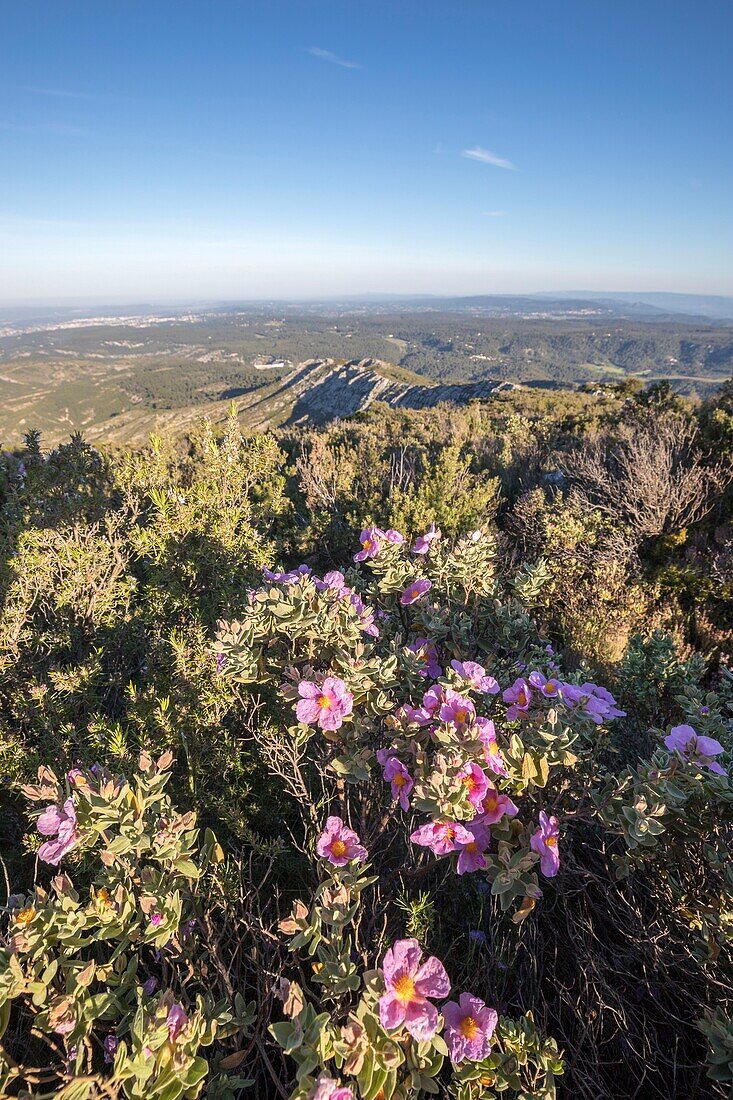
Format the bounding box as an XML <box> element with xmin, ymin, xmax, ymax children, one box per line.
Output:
<box><xmin>483</xmin><ymin>210</ymin><xmax>507</xmax><ymax>217</ymax></box>
<box><xmin>308</xmin><ymin>47</ymin><xmax>362</xmax><ymax>70</ymax></box>
<box><xmin>462</xmin><ymin>146</ymin><xmax>516</xmax><ymax>170</ymax></box>
<box><xmin>21</xmin><ymin>85</ymin><xmax>91</xmax><ymax>99</ymax></box>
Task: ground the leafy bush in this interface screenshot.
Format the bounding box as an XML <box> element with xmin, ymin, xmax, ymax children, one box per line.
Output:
<box><xmin>1</xmin><ymin>392</ymin><xmax>732</xmax><ymax>1098</ymax></box>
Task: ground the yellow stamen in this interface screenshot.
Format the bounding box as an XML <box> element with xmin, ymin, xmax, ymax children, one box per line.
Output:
<box><xmin>459</xmin><ymin>1016</ymin><xmax>481</xmax><ymax>1040</ymax></box>
<box><xmin>330</xmin><ymin>839</ymin><xmax>347</xmax><ymax>857</ymax></box>
<box><xmin>15</xmin><ymin>906</ymin><xmax>35</xmax><ymax>924</ymax></box>
<box><xmin>393</xmin><ymin>773</ymin><xmax>407</xmax><ymax>788</ymax></box>
<box><xmin>462</xmin><ymin>775</ymin><xmax>477</xmax><ymax>791</ymax></box>
<box><xmin>318</xmin><ymin>695</ymin><xmax>332</xmax><ymax>709</ymax></box>
<box><xmin>484</xmin><ymin>796</ymin><xmax>498</xmax><ymax>812</ymax></box>
<box><xmin>455</xmin><ymin>708</ymin><xmax>469</xmax><ymax>723</ymax></box>
<box><xmin>464</xmin><ymin>841</ymin><xmax>479</xmax><ymax>853</ymax></box>
<box><xmin>546</xmin><ymin>836</ymin><xmax>558</xmax><ymax>847</ymax></box>
<box><xmin>393</xmin><ymin>975</ymin><xmax>416</xmax><ymax>1003</ymax></box>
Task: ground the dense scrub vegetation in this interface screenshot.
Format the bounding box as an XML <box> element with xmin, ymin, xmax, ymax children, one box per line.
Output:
<box><xmin>0</xmin><ymin>380</ymin><xmax>732</xmax><ymax>1099</ymax></box>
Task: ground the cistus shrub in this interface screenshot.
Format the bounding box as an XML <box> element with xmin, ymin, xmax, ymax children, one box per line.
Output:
<box><xmin>1</xmin><ymin>390</ymin><xmax>732</xmax><ymax>1098</ymax></box>
<box><xmin>1</xmin><ymin>751</ymin><xmax>255</xmax><ymax>1098</ymax></box>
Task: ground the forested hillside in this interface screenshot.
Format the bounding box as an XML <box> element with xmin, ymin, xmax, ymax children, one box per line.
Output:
<box><xmin>1</xmin><ymin>305</ymin><xmax>732</xmax><ymax>447</ymax></box>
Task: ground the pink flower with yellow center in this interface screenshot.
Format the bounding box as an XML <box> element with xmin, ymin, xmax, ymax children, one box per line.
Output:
<box><xmin>529</xmin><ymin>670</ymin><xmax>563</xmax><ymax>698</ymax></box>
<box><xmin>296</xmin><ymin>676</ymin><xmax>353</xmax><ymax>731</ymax></box>
<box><xmin>442</xmin><ymin>992</ymin><xmax>498</xmax><ymax>1063</ymax></box>
<box><xmin>400</xmin><ymin>578</ymin><xmax>432</xmax><ymax>605</ymax></box>
<box><xmin>410</xmin><ymin>819</ymin><xmax>474</xmax><ymax>856</ymax></box>
<box><xmin>477</xmin><ymin>783</ymin><xmax>518</xmax><ymax>825</ymax></box>
<box><xmin>377</xmin><ymin>750</ymin><xmax>414</xmax><ymax>811</ymax></box>
<box><xmin>476</xmin><ymin>717</ymin><xmax>510</xmax><ymax>777</ymax></box>
<box><xmin>378</xmin><ymin>937</ymin><xmax>450</xmax><ymax>1040</ymax></box>
<box><xmin>530</xmin><ymin>811</ymin><xmax>560</xmax><ymax>877</ymax></box>
<box><xmin>455</xmin><ymin>821</ymin><xmax>490</xmax><ymax>875</ymax></box>
<box><xmin>440</xmin><ymin>688</ymin><xmax>476</xmax><ymax>730</ymax></box>
<box><xmin>354</xmin><ymin>526</ymin><xmax>385</xmax><ymax>562</ymax></box>
<box><xmin>503</xmin><ymin>678</ymin><xmax>532</xmax><ymax>721</ymax></box>
<box><xmin>316</xmin><ymin>816</ymin><xmax>368</xmax><ymax>867</ymax></box>
<box><xmin>457</xmin><ymin>762</ymin><xmax>490</xmax><ymax>811</ymax></box>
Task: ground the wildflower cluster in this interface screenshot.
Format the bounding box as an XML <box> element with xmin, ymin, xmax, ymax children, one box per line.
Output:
<box><xmin>0</xmin><ymin>752</ymin><xmax>254</xmax><ymax>1098</ymax></box>
<box><xmin>274</xmin><ymin>848</ymin><xmax>563</xmax><ymax>1100</ymax></box>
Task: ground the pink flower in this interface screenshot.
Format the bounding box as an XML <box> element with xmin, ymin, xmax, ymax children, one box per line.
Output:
<box><xmin>442</xmin><ymin>992</ymin><xmax>498</xmax><ymax>1063</ymax></box>
<box><xmin>451</xmin><ymin>660</ymin><xmax>500</xmax><ymax>695</ymax></box>
<box><xmin>664</xmin><ymin>724</ymin><xmax>727</xmax><ymax>775</ymax></box>
<box><xmin>384</xmin><ymin>529</ymin><xmax>405</xmax><ymax>545</ymax></box>
<box><xmin>321</xmin><ymin>570</ymin><xmax>350</xmax><ymax>597</ymax></box>
<box><xmin>354</xmin><ymin>526</ymin><xmax>385</xmax><ymax>562</ymax></box>
<box><xmin>477</xmin><ymin>784</ymin><xmax>518</xmax><ymax>825</ymax></box>
<box><xmin>412</xmin><ymin>523</ymin><xmax>441</xmax><ymax>555</ymax></box>
<box><xmin>455</xmin><ymin>821</ymin><xmax>491</xmax><ymax>875</ymax></box>
<box><xmin>36</xmin><ymin>799</ymin><xmax>79</xmax><ymax>866</ymax></box>
<box><xmin>476</xmin><ymin>718</ymin><xmax>509</xmax><ymax>777</ymax></box>
<box><xmin>407</xmin><ymin>637</ymin><xmax>442</xmax><ymax>679</ymax></box>
<box><xmin>316</xmin><ymin>816</ymin><xmax>367</xmax><ymax>866</ymax></box>
<box><xmin>166</xmin><ymin>1003</ymin><xmax>188</xmax><ymax>1041</ymax></box>
<box><xmin>503</xmin><ymin>678</ymin><xmax>532</xmax><ymax>721</ymax></box>
<box><xmin>400</xmin><ymin>578</ymin><xmax>432</xmax><ymax>605</ymax></box>
<box><xmin>530</xmin><ymin>811</ymin><xmax>560</xmax><ymax>878</ymax></box>
<box><xmin>561</xmin><ymin>681</ymin><xmax>626</xmax><ymax>723</ymax></box>
<box><xmin>263</xmin><ymin>564</ymin><xmax>312</xmax><ymax>585</ymax></box>
<box><xmin>378</xmin><ymin>752</ymin><xmax>414</xmax><ymax>810</ymax></box>
<box><xmin>296</xmin><ymin>677</ymin><xmax>353</xmax><ymax>731</ymax></box>
<box><xmin>411</xmin><ymin>819</ymin><xmax>474</xmax><ymax>856</ymax></box>
<box><xmin>528</xmin><ymin>671</ymin><xmax>562</xmax><ymax>699</ymax></box>
<box><xmin>312</xmin><ymin>1074</ymin><xmax>354</xmax><ymax>1100</ymax></box>
<box><xmin>150</xmin><ymin>912</ymin><xmax>163</xmax><ymax>927</ymax></box>
<box><xmin>439</xmin><ymin>689</ymin><xmax>476</xmax><ymax>730</ymax></box>
<box><xmin>457</xmin><ymin>762</ymin><xmax>489</xmax><ymax>811</ymax></box>
<box><xmin>378</xmin><ymin>937</ymin><xmax>450</xmax><ymax>1040</ymax></box>
<box><xmin>401</xmin><ymin>683</ymin><xmax>444</xmax><ymax>725</ymax></box>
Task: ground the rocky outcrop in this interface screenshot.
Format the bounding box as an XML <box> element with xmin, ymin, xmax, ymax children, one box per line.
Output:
<box><xmin>278</xmin><ymin>359</ymin><xmax>515</xmax><ymax>425</ymax></box>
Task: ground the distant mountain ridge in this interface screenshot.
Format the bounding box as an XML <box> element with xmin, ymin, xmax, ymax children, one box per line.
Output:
<box><xmin>537</xmin><ymin>291</ymin><xmax>733</xmax><ymax>323</ymax></box>
<box><xmin>3</xmin><ymin>290</ymin><xmax>733</xmax><ymax>326</ymax></box>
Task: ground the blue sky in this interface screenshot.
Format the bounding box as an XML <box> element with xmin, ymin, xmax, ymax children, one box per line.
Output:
<box><xmin>1</xmin><ymin>0</ymin><xmax>732</xmax><ymax>302</ymax></box>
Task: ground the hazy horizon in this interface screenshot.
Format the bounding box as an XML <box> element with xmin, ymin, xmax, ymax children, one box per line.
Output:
<box><xmin>2</xmin><ymin>1</ymin><xmax>732</xmax><ymax>300</ymax></box>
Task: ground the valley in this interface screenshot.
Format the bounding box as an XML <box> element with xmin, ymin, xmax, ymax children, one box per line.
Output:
<box><xmin>0</xmin><ymin>297</ymin><xmax>731</xmax><ymax>446</ymax></box>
